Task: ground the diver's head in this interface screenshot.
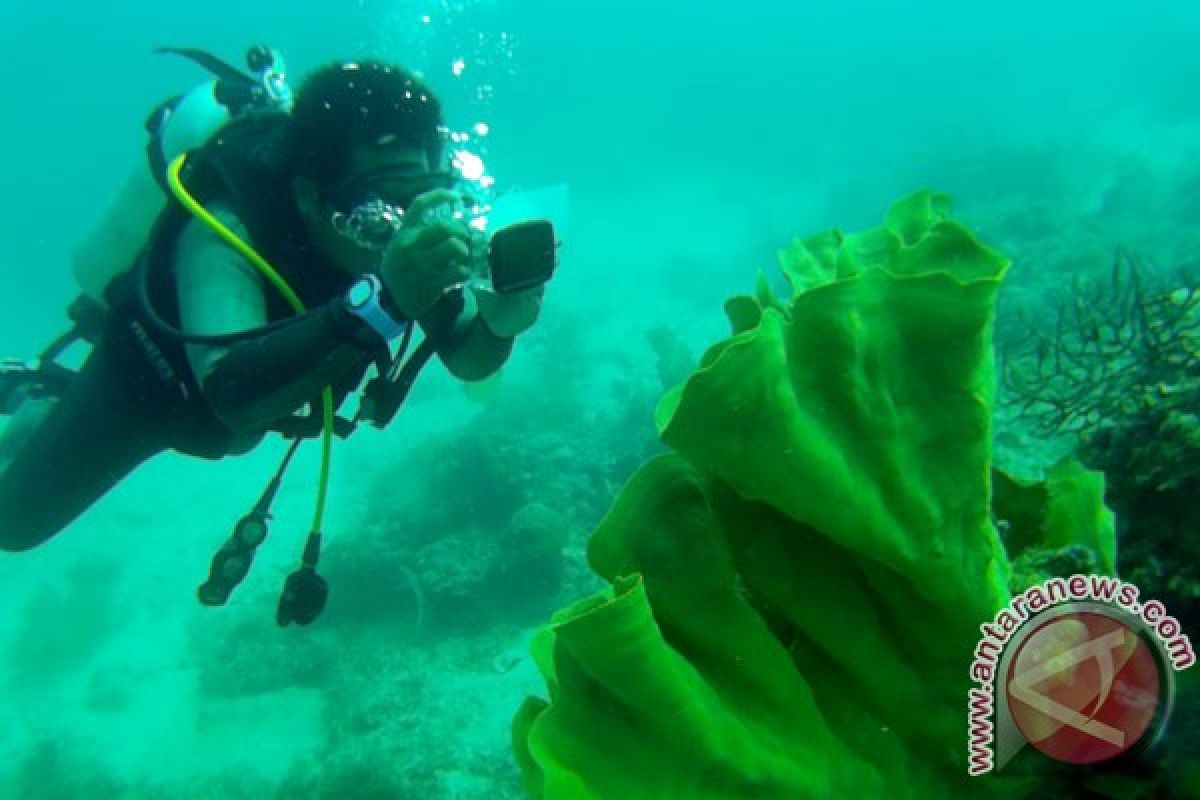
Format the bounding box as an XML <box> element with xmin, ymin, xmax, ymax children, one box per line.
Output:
<box><xmin>287</xmin><ymin>60</ymin><xmax>450</xmax><ymax>274</ymax></box>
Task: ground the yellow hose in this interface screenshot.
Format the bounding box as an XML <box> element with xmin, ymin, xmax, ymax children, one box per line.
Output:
<box><xmin>166</xmin><ymin>153</ymin><xmax>334</xmax><ymax>534</ymax></box>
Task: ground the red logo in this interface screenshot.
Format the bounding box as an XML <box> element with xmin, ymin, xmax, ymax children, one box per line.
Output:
<box><xmin>1006</xmin><ymin>611</ymin><xmax>1162</xmax><ymax>764</ymax></box>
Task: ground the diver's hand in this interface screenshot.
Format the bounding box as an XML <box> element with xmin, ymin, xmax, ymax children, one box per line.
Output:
<box><xmin>380</xmin><ymin>189</ymin><xmax>471</xmax><ymax>321</ymax></box>
<box><xmin>475</xmin><ymin>283</ymin><xmax>546</xmax><ymax>338</ymax></box>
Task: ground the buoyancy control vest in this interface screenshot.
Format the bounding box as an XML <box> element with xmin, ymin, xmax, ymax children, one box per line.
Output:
<box><xmin>103</xmin><ymin>114</ymin><xmax>376</xmax><ymax>457</ymax></box>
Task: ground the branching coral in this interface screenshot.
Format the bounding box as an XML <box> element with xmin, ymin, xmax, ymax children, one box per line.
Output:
<box><xmin>1000</xmin><ymin>251</ymin><xmax>1199</xmax><ymax>444</ymax></box>
<box><xmin>998</xmin><ymin>252</ymin><xmax>1200</xmax><ymax>625</ymax></box>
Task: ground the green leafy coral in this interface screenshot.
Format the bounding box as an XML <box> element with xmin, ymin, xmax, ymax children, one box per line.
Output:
<box><xmin>992</xmin><ymin>459</ymin><xmax>1117</xmax><ymax>593</ymax></box>
<box><xmin>512</xmin><ymin>191</ymin><xmax>1114</xmax><ymax>799</ymax></box>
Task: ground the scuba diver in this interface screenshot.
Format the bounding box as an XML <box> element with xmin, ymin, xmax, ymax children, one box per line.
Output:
<box><xmin>0</xmin><ymin>47</ymin><xmax>558</xmax><ymax>626</ymax></box>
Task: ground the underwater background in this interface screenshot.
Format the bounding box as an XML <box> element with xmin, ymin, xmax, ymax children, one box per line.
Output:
<box><xmin>0</xmin><ymin>0</ymin><xmax>1198</xmax><ymax>797</ymax></box>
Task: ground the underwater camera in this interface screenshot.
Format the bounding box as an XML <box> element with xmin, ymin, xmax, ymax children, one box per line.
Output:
<box><xmin>485</xmin><ymin>219</ymin><xmax>558</xmax><ymax>293</ymax></box>
<box><xmin>405</xmin><ymin>199</ymin><xmax>558</xmax><ymax>293</ymax></box>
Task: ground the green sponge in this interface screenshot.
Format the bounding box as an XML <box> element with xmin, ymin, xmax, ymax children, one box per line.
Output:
<box><xmin>514</xmin><ymin>191</ymin><xmax>1114</xmax><ymax>799</ymax></box>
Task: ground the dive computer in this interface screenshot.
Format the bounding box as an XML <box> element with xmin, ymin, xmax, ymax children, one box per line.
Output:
<box><xmin>343</xmin><ymin>273</ymin><xmax>407</xmax><ymax>342</ymax></box>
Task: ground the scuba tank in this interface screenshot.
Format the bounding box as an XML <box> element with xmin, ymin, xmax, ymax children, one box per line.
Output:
<box><xmin>72</xmin><ymin>45</ymin><xmax>294</xmax><ymax>307</ymax></box>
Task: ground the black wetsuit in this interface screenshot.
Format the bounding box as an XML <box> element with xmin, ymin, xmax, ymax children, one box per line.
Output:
<box><xmin>0</xmin><ymin>115</ymin><xmax>406</xmax><ymax>551</ymax></box>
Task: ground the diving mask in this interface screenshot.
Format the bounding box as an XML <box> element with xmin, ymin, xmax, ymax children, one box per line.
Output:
<box><xmin>330</xmin><ymin>196</ymin><xmax>406</xmax><ymax>251</ymax></box>
<box><xmin>328</xmin><ymin>169</ymin><xmax>458</xmax><ymax>251</ymax></box>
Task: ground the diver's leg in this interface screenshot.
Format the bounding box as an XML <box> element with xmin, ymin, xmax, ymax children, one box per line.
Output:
<box><xmin>0</xmin><ymin>338</ymin><xmax>168</xmax><ymax>551</ymax></box>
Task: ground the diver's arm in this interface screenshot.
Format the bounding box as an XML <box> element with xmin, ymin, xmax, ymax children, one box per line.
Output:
<box><xmin>416</xmin><ymin>288</ymin><xmax>516</xmax><ymax>381</ymax></box>
<box><xmin>198</xmin><ymin>305</ymin><xmax>378</xmax><ymax>433</ymax></box>
<box><xmin>438</xmin><ymin>282</ymin><xmax>545</xmax><ymax>379</ymax></box>
<box><xmin>415</xmin><ymin>278</ymin><xmax>547</xmax><ymax>381</ymax></box>
<box><xmin>176</xmin><ymin>213</ymin><xmax>379</xmax><ymax>435</ymax></box>
<box><xmin>380</xmin><ymin>189</ymin><xmax>546</xmax><ymax>381</ymax></box>
<box><xmin>428</xmin><ymin>316</ymin><xmax>514</xmax><ymax>381</ymax></box>
<box><xmin>175</xmin><ymin>210</ymin><xmax>270</xmax><ymax>379</ymax></box>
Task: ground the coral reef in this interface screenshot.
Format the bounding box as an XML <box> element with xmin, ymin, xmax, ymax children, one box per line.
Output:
<box><xmin>1000</xmin><ymin>252</ymin><xmax>1200</xmax><ymax>628</ymax></box>
<box><xmin>5</xmin><ymin>556</ymin><xmax>123</xmax><ymax>692</ymax></box>
<box><xmin>644</xmin><ymin>325</ymin><xmax>695</xmax><ymax>391</ymax></box>
<box><xmin>191</xmin><ymin>616</ymin><xmax>338</xmax><ymax>698</ymax></box>
<box><xmin>322</xmin><ymin>310</ymin><xmax>669</xmax><ymax>634</ymax></box>
<box><xmin>177</xmin><ymin>304</ymin><xmax>688</xmax><ymax>800</ymax></box>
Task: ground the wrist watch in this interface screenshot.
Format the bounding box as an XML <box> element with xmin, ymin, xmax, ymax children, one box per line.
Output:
<box><xmin>343</xmin><ymin>273</ymin><xmax>408</xmax><ymax>342</ymax></box>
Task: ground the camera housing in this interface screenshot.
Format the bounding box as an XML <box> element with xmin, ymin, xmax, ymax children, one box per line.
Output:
<box><xmin>487</xmin><ymin>219</ymin><xmax>557</xmax><ymax>293</ymax></box>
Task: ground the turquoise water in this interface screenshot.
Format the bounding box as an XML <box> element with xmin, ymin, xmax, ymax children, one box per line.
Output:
<box><xmin>1</xmin><ymin>2</ymin><xmax>1198</xmax><ymax>798</ymax></box>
